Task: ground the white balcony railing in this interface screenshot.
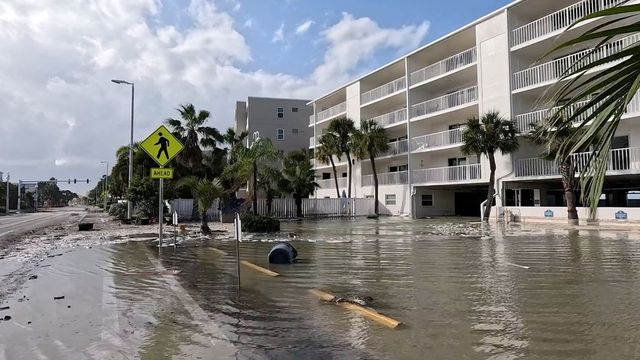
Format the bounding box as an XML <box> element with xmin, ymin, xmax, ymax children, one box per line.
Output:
<box><xmin>511</xmin><ymin>0</ymin><xmax>627</xmax><ymax>47</ymax></box>
<box><xmin>412</xmin><ymin>164</ymin><xmax>482</xmax><ymax>185</ymax></box>
<box><xmin>411</xmin><ymin>127</ymin><xmax>465</xmax><ymax>152</ymax></box>
<box><xmin>316</xmin><ymin>102</ymin><xmax>347</xmax><ymax>123</ymax></box>
<box><xmin>382</xmin><ymin>139</ymin><xmax>409</xmax><ymax>157</ymax></box>
<box><xmin>515</xmin><ymin>91</ymin><xmax>640</xmax><ymax>132</ymax></box>
<box><xmin>515</xmin><ymin>147</ymin><xmax>640</xmax><ymax>177</ymax></box>
<box><xmin>309</xmin><ymin>136</ymin><xmax>316</xmax><ymax>148</ymax></box>
<box><xmin>369</xmin><ymin>108</ymin><xmax>407</xmax><ymax>127</ymax></box>
<box><xmin>410</xmin><ymin>48</ymin><xmax>477</xmax><ymax>86</ymax></box>
<box><xmin>513</xmin><ymin>33</ymin><xmax>640</xmax><ymax>90</ymax></box>
<box><xmin>309</xmin><ymin>115</ymin><xmax>315</xmax><ymax>126</ymax></box>
<box><xmin>411</xmin><ymin>86</ymin><xmax>478</xmax><ymax>119</ymax></box>
<box><xmin>362</xmin><ymin>171</ymin><xmax>408</xmax><ymax>186</ymax></box>
<box><xmin>361</xmin><ymin>77</ymin><xmax>407</xmax><ymax>105</ymax></box>
<box><xmin>317</xmin><ymin>177</ymin><xmax>349</xmax><ymax>189</ymax></box>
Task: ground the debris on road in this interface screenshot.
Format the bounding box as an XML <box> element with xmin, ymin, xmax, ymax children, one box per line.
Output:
<box><xmin>53</xmin><ymin>296</ymin><xmax>65</xmax><ymax>300</ymax></box>
<box><xmin>28</xmin><ymin>275</ymin><xmax>37</xmax><ymax>280</ymax></box>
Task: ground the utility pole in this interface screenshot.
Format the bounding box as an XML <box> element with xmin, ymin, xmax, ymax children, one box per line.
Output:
<box><xmin>5</xmin><ymin>173</ymin><xmax>9</xmax><ymax>214</ymax></box>
<box><xmin>100</xmin><ymin>161</ymin><xmax>109</xmax><ymax>211</ymax></box>
<box><xmin>111</xmin><ymin>79</ymin><xmax>135</xmax><ymax>220</ymax></box>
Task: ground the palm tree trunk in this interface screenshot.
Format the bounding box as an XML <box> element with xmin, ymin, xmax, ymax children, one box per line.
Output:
<box><xmin>370</xmin><ymin>154</ymin><xmax>379</xmax><ymax>216</ymax></box>
<box><xmin>346</xmin><ymin>152</ymin><xmax>352</xmax><ymax>198</ymax></box>
<box><xmin>200</xmin><ymin>210</ymin><xmax>211</xmax><ymax>234</ymax></box>
<box><xmin>295</xmin><ymin>196</ymin><xmax>303</xmax><ymax>218</ymax></box>
<box><xmin>330</xmin><ymin>157</ymin><xmax>340</xmax><ymax>198</ymax></box>
<box><xmin>252</xmin><ymin>161</ymin><xmax>258</xmax><ymax>214</ymax></box>
<box><xmin>267</xmin><ymin>195</ymin><xmax>273</xmax><ymax>215</ymax></box>
<box><xmin>560</xmin><ymin>159</ymin><xmax>579</xmax><ymax>223</ymax></box>
<box><xmin>484</xmin><ymin>153</ymin><xmax>497</xmax><ymax>221</ymax></box>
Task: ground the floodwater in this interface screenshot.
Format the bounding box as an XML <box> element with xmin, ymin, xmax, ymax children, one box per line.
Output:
<box><xmin>2</xmin><ymin>218</ymin><xmax>640</xmax><ymax>359</ymax></box>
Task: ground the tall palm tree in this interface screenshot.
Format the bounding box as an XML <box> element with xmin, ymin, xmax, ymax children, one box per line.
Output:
<box><xmin>327</xmin><ymin>117</ymin><xmax>356</xmax><ymax>197</ymax></box>
<box><xmin>177</xmin><ymin>176</ymin><xmax>224</xmax><ymax>234</ymax></box>
<box><xmin>544</xmin><ymin>2</ymin><xmax>637</xmax><ymax>212</ymax></box>
<box><xmin>278</xmin><ymin>150</ymin><xmax>319</xmax><ymax>218</ymax></box>
<box><xmin>258</xmin><ymin>167</ymin><xmax>282</xmax><ymax>215</ymax></box>
<box><xmin>351</xmin><ymin>120</ymin><xmax>390</xmax><ymax>216</ymax></box>
<box><xmin>315</xmin><ymin>133</ymin><xmax>342</xmax><ymax>198</ymax></box>
<box><xmin>530</xmin><ymin>121</ymin><xmax>587</xmax><ymax>223</ymax></box>
<box><xmin>462</xmin><ymin>111</ymin><xmax>519</xmax><ymax>221</ymax></box>
<box><xmin>165</xmin><ymin>104</ymin><xmax>221</xmax><ymax>171</ymax></box>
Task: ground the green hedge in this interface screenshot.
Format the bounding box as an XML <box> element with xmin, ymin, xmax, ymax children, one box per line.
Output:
<box><xmin>241</xmin><ymin>213</ymin><xmax>280</xmax><ymax>233</ymax></box>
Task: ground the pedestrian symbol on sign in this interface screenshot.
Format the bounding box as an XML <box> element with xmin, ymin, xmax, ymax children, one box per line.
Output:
<box><xmin>155</xmin><ymin>132</ymin><xmax>170</xmax><ymax>160</ymax></box>
<box><xmin>139</xmin><ymin>125</ymin><xmax>184</xmax><ymax>167</ymax></box>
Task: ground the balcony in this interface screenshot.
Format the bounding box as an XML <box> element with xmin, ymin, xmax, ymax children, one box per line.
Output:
<box><xmin>361</xmin><ymin>77</ymin><xmax>406</xmax><ymax>106</ymax></box>
<box><xmin>317</xmin><ymin>177</ymin><xmax>349</xmax><ymax>189</ymax></box>
<box><xmin>515</xmin><ymin>91</ymin><xmax>640</xmax><ymax>132</ymax></box>
<box><xmin>309</xmin><ymin>136</ymin><xmax>316</xmax><ymax>148</ymax></box>
<box><xmin>362</xmin><ymin>171</ymin><xmax>408</xmax><ymax>186</ymax></box>
<box><xmin>316</xmin><ymin>102</ymin><xmax>346</xmax><ymax>123</ymax></box>
<box><xmin>369</xmin><ymin>108</ymin><xmax>407</xmax><ymax>128</ymax></box>
<box><xmin>309</xmin><ymin>115</ymin><xmax>314</xmax><ymax>126</ymax></box>
<box><xmin>382</xmin><ymin>139</ymin><xmax>409</xmax><ymax>157</ymax></box>
<box><xmin>412</xmin><ymin>164</ymin><xmax>482</xmax><ymax>185</ymax></box>
<box><xmin>410</xmin><ymin>48</ymin><xmax>477</xmax><ymax>87</ymax></box>
<box><xmin>411</xmin><ymin>86</ymin><xmax>478</xmax><ymax>119</ymax></box>
<box><xmin>511</xmin><ymin>0</ymin><xmax>627</xmax><ymax>48</ymax></box>
<box><xmin>515</xmin><ymin>147</ymin><xmax>640</xmax><ymax>177</ymax></box>
<box><xmin>411</xmin><ymin>127</ymin><xmax>465</xmax><ymax>152</ymax></box>
<box><xmin>513</xmin><ymin>33</ymin><xmax>640</xmax><ymax>91</ymax></box>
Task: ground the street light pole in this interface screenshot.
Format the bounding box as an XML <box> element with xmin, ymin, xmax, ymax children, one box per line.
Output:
<box><xmin>111</xmin><ymin>79</ymin><xmax>135</xmax><ymax>220</ymax></box>
<box><xmin>5</xmin><ymin>173</ymin><xmax>9</xmax><ymax>214</ymax></box>
<box><xmin>100</xmin><ymin>161</ymin><xmax>109</xmax><ymax>211</ymax></box>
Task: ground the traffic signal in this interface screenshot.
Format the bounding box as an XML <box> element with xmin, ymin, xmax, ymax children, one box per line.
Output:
<box><xmin>86</xmin><ymin>179</ymin><xmax>90</xmax><ymax>184</ymax></box>
<box><xmin>68</xmin><ymin>179</ymin><xmax>71</xmax><ymax>184</ymax></box>
<box><xmin>73</xmin><ymin>179</ymin><xmax>76</xmax><ymax>184</ymax></box>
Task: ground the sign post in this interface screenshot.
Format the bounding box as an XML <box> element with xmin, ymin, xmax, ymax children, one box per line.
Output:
<box><xmin>234</xmin><ymin>213</ymin><xmax>242</xmax><ymax>289</ymax></box>
<box><xmin>140</xmin><ymin>125</ymin><xmax>184</xmax><ymax>248</ymax></box>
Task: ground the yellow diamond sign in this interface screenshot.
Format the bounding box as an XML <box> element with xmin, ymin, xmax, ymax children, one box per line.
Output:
<box><xmin>140</xmin><ymin>125</ymin><xmax>184</xmax><ymax>167</ymax></box>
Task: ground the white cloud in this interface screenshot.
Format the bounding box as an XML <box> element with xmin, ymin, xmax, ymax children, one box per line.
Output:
<box><xmin>295</xmin><ymin>19</ymin><xmax>314</xmax><ymax>35</ymax></box>
<box><xmin>0</xmin><ymin>1</ymin><xmax>428</xmax><ymax>193</ymax></box>
<box><xmin>243</xmin><ymin>18</ymin><xmax>253</xmax><ymax>28</ymax></box>
<box><xmin>272</xmin><ymin>22</ymin><xmax>285</xmax><ymax>43</ymax></box>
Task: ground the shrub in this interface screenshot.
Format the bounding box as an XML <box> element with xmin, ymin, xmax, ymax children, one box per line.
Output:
<box><xmin>240</xmin><ymin>213</ymin><xmax>280</xmax><ymax>233</ymax></box>
<box><xmin>108</xmin><ymin>202</ymin><xmax>127</xmax><ymax>220</ymax></box>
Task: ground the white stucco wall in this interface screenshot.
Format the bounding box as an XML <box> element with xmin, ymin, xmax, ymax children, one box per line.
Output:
<box><xmin>414</xmin><ymin>188</ymin><xmax>456</xmax><ymax>217</ymax></box>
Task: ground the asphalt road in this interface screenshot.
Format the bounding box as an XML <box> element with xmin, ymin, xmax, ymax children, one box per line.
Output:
<box><xmin>0</xmin><ymin>207</ymin><xmax>86</xmax><ymax>242</ymax></box>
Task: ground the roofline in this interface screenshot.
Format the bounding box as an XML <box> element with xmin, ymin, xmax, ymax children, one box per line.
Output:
<box><xmin>247</xmin><ymin>96</ymin><xmax>311</xmax><ymax>102</ymax></box>
<box><xmin>309</xmin><ymin>0</ymin><xmax>524</xmax><ymax>104</ymax></box>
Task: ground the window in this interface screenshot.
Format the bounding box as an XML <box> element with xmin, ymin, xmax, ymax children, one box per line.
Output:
<box><xmin>277</xmin><ymin>128</ymin><xmax>284</xmax><ymax>140</ymax></box>
<box><xmin>322</xmin><ymin>173</ymin><xmax>331</xmax><ymax>180</ymax></box>
<box><xmin>422</xmin><ymin>194</ymin><xmax>433</xmax><ymax>207</ymax></box>
<box><xmin>341</xmin><ymin>172</ymin><xmax>347</xmax><ymax>177</ymax></box>
<box><xmin>292</xmin><ymin>107</ymin><xmax>299</xmax><ymax>112</ymax></box>
<box><xmin>292</xmin><ymin>128</ymin><xmax>299</xmax><ymax>134</ymax></box>
<box><xmin>385</xmin><ymin>194</ymin><xmax>397</xmax><ymax>206</ymax></box>
<box><xmin>277</xmin><ymin>107</ymin><xmax>284</xmax><ymax>118</ymax></box>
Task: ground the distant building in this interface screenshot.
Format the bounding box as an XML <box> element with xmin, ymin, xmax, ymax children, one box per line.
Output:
<box><xmin>234</xmin><ymin>97</ymin><xmax>313</xmax><ymax>153</ymax></box>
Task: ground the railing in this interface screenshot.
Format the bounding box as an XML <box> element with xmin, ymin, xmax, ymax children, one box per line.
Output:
<box><xmin>369</xmin><ymin>108</ymin><xmax>407</xmax><ymax>127</ymax></box>
<box><xmin>411</xmin><ymin>127</ymin><xmax>465</xmax><ymax>152</ymax></box>
<box><xmin>309</xmin><ymin>136</ymin><xmax>316</xmax><ymax>148</ymax></box>
<box><xmin>515</xmin><ymin>147</ymin><xmax>640</xmax><ymax>177</ymax></box>
<box><xmin>515</xmin><ymin>91</ymin><xmax>640</xmax><ymax>132</ymax></box>
<box><xmin>511</xmin><ymin>0</ymin><xmax>627</xmax><ymax>47</ymax></box>
<box><xmin>382</xmin><ymin>139</ymin><xmax>409</xmax><ymax>157</ymax></box>
<box><xmin>361</xmin><ymin>76</ymin><xmax>407</xmax><ymax>105</ymax></box>
<box><xmin>410</xmin><ymin>48</ymin><xmax>477</xmax><ymax>86</ymax></box>
<box><xmin>316</xmin><ymin>177</ymin><xmax>349</xmax><ymax>189</ymax></box>
<box><xmin>513</xmin><ymin>33</ymin><xmax>640</xmax><ymax>90</ymax></box>
<box><xmin>411</xmin><ymin>86</ymin><xmax>478</xmax><ymax>119</ymax></box>
<box><xmin>256</xmin><ymin>198</ymin><xmax>375</xmax><ymax>218</ymax></box>
<box><xmin>309</xmin><ymin>115</ymin><xmax>315</xmax><ymax>126</ymax></box>
<box><xmin>412</xmin><ymin>164</ymin><xmax>482</xmax><ymax>184</ymax></box>
<box><xmin>316</xmin><ymin>102</ymin><xmax>347</xmax><ymax>123</ymax></box>
<box><xmin>362</xmin><ymin>171</ymin><xmax>408</xmax><ymax>187</ymax></box>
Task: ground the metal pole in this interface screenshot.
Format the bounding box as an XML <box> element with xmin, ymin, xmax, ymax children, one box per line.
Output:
<box><xmin>17</xmin><ymin>180</ymin><xmax>21</xmax><ymax>212</ymax></box>
<box><xmin>103</xmin><ymin>161</ymin><xmax>109</xmax><ymax>211</ymax></box>
<box><xmin>5</xmin><ymin>173</ymin><xmax>9</xmax><ymax>214</ymax></box>
<box><xmin>159</xmin><ymin>177</ymin><xmax>164</xmax><ymax>248</ymax></box>
<box><xmin>235</xmin><ymin>213</ymin><xmax>241</xmax><ymax>289</ymax></box>
<box><xmin>127</xmin><ymin>84</ymin><xmax>135</xmax><ymax>220</ymax></box>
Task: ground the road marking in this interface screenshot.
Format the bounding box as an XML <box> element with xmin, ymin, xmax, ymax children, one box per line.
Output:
<box><xmin>504</xmin><ymin>262</ymin><xmax>530</xmax><ymax>269</ymax></box>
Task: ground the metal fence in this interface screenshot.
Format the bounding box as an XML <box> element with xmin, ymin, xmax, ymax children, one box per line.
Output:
<box><xmin>169</xmin><ymin>198</ymin><xmax>219</xmax><ymax>221</ymax></box>
<box><xmin>256</xmin><ymin>198</ymin><xmax>375</xmax><ymax>218</ymax></box>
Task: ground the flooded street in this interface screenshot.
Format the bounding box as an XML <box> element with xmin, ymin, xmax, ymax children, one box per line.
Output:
<box><xmin>2</xmin><ymin>218</ymin><xmax>640</xmax><ymax>359</ymax></box>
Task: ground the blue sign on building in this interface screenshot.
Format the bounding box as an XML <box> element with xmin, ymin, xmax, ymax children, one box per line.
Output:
<box><xmin>615</xmin><ymin>211</ymin><xmax>628</xmax><ymax>220</ymax></box>
<box><xmin>544</xmin><ymin>209</ymin><xmax>554</xmax><ymax>218</ymax></box>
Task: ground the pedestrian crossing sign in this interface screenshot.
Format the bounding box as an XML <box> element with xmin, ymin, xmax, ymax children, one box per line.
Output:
<box><xmin>140</xmin><ymin>125</ymin><xmax>184</xmax><ymax>167</ymax></box>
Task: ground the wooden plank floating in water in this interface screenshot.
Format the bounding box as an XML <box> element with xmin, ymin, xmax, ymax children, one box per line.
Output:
<box><xmin>309</xmin><ymin>289</ymin><xmax>402</xmax><ymax>329</ymax></box>
<box><xmin>240</xmin><ymin>260</ymin><xmax>279</xmax><ymax>277</ymax></box>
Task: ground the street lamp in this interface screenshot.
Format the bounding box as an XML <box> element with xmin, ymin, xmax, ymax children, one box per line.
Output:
<box><xmin>100</xmin><ymin>161</ymin><xmax>109</xmax><ymax>211</ymax></box>
<box><xmin>111</xmin><ymin>79</ymin><xmax>134</xmax><ymax>219</ymax></box>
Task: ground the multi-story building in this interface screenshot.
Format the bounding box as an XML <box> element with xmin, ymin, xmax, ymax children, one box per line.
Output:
<box><xmin>309</xmin><ymin>0</ymin><xmax>640</xmax><ymax>219</ymax></box>
<box><xmin>235</xmin><ymin>97</ymin><xmax>313</xmax><ymax>152</ymax></box>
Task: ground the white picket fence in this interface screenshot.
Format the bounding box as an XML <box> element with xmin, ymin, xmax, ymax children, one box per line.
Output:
<box><xmin>169</xmin><ymin>198</ymin><xmax>219</xmax><ymax>221</ymax></box>
<box><xmin>256</xmin><ymin>198</ymin><xmax>375</xmax><ymax>218</ymax></box>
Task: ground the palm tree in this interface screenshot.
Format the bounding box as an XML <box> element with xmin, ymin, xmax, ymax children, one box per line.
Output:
<box><xmin>544</xmin><ymin>2</ymin><xmax>637</xmax><ymax>211</ymax></box>
<box><xmin>462</xmin><ymin>111</ymin><xmax>519</xmax><ymax>221</ymax></box>
<box><xmin>315</xmin><ymin>133</ymin><xmax>342</xmax><ymax>198</ymax></box>
<box><xmin>177</xmin><ymin>176</ymin><xmax>224</xmax><ymax>234</ymax></box>
<box><xmin>530</xmin><ymin>121</ymin><xmax>587</xmax><ymax>223</ymax></box>
<box><xmin>351</xmin><ymin>120</ymin><xmax>390</xmax><ymax>216</ymax></box>
<box><xmin>327</xmin><ymin>117</ymin><xmax>356</xmax><ymax>197</ymax></box>
<box><xmin>258</xmin><ymin>167</ymin><xmax>282</xmax><ymax>215</ymax></box>
<box><xmin>278</xmin><ymin>150</ymin><xmax>319</xmax><ymax>218</ymax></box>
<box><xmin>165</xmin><ymin>104</ymin><xmax>221</xmax><ymax>171</ymax></box>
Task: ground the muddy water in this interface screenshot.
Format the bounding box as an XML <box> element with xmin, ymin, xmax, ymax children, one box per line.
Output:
<box><xmin>1</xmin><ymin>218</ymin><xmax>640</xmax><ymax>359</ymax></box>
